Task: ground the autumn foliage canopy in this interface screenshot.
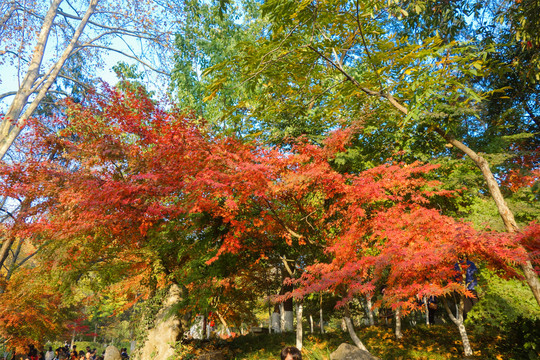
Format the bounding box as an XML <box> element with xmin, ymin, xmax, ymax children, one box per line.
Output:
<box><xmin>0</xmin><ymin>85</ymin><xmax>532</xmax><ymax>348</ymax></box>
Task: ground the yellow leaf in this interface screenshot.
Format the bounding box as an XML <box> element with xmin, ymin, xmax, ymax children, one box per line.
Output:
<box><xmin>203</xmin><ymin>89</ymin><xmax>218</xmax><ymax>102</ymax></box>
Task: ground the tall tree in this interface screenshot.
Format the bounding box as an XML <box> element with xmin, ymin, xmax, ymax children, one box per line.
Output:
<box><xmin>0</xmin><ymin>0</ymin><xmax>181</xmax><ymax>161</ymax></box>
<box><xmin>206</xmin><ymin>0</ymin><xmax>540</xmax><ymax>305</ymax></box>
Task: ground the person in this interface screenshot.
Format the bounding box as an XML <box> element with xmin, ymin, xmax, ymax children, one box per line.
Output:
<box><xmin>280</xmin><ymin>346</ymin><xmax>302</xmax><ymax>360</ymax></box>
<box><xmin>45</xmin><ymin>347</ymin><xmax>55</xmax><ymax>360</ymax></box>
<box><xmin>455</xmin><ymin>254</ymin><xmax>478</xmax><ymax>319</ymax></box>
<box><xmin>28</xmin><ymin>344</ymin><xmax>38</xmax><ymax>360</ymax></box>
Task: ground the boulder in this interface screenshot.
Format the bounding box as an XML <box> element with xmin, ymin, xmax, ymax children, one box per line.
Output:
<box><xmin>132</xmin><ymin>284</ymin><xmax>183</xmax><ymax>360</ymax></box>
<box><xmin>330</xmin><ymin>343</ymin><xmax>380</xmax><ymax>360</ymax></box>
<box><xmin>104</xmin><ymin>346</ymin><xmax>122</xmax><ymax>360</ymax></box>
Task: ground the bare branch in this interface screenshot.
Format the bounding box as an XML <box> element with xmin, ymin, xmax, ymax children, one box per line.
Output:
<box><xmin>56</xmin><ymin>9</ymin><xmax>167</xmax><ymax>40</ymax></box>
<box><xmin>354</xmin><ymin>0</ymin><xmax>383</xmax><ymax>90</ymax></box>
<box><xmin>308</xmin><ymin>45</ymin><xmax>379</xmax><ymax>96</ymax></box>
<box><xmin>76</xmin><ymin>44</ymin><xmax>170</xmax><ymax>75</ymax></box>
<box><xmin>0</xmin><ymin>91</ymin><xmax>18</xmax><ymax>101</ymax></box>
<box><xmin>280</xmin><ymin>256</ymin><xmax>295</xmax><ymax>277</ymax></box>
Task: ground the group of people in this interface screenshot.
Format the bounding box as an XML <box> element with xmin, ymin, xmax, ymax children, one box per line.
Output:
<box><xmin>23</xmin><ymin>344</ymin><xmax>129</xmax><ymax>360</ymax></box>
<box><xmin>26</xmin><ymin>344</ymin><xmax>101</xmax><ymax>360</ymax></box>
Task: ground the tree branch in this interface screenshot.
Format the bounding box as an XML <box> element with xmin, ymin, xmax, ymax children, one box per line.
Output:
<box><xmin>308</xmin><ymin>45</ymin><xmax>380</xmax><ymax>97</ymax></box>
<box><xmin>0</xmin><ymin>91</ymin><xmax>18</xmax><ymax>101</ymax></box>
<box><xmin>75</xmin><ymin>44</ymin><xmax>170</xmax><ymax>76</ymax></box>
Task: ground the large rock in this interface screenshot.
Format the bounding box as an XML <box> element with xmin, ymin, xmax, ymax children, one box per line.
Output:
<box><xmin>133</xmin><ymin>284</ymin><xmax>183</xmax><ymax>360</ymax></box>
<box><xmin>330</xmin><ymin>343</ymin><xmax>380</xmax><ymax>360</ymax></box>
<box><xmin>104</xmin><ymin>346</ymin><xmax>122</xmax><ymax>360</ymax></box>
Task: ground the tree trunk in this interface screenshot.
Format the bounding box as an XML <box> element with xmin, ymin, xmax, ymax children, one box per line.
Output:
<box><xmin>296</xmin><ymin>302</ymin><xmax>303</xmax><ymax>350</ymax></box>
<box><xmin>365</xmin><ymin>296</ymin><xmax>375</xmax><ymax>326</ymax></box>
<box><xmin>319</xmin><ymin>292</ymin><xmax>325</xmax><ymax>334</ymax></box>
<box><xmin>309</xmin><ymin>314</ymin><xmax>314</xmax><ymax>334</ymax></box>
<box><xmin>443</xmin><ymin>297</ymin><xmax>473</xmax><ymax>357</ymax></box>
<box><xmin>268</xmin><ymin>303</ymin><xmax>272</xmax><ymax>334</ymax></box>
<box><xmin>395</xmin><ymin>307</ymin><xmax>403</xmax><ymax>340</ymax></box>
<box><xmin>279</xmin><ymin>303</ymin><xmax>285</xmax><ymax>332</ymax></box>
<box><xmin>0</xmin><ymin>237</ymin><xmax>15</xmax><ymax>274</ymax></box>
<box><xmin>0</xmin><ymin>0</ymin><xmax>98</xmax><ymax>160</ymax></box>
<box><xmin>344</xmin><ymin>303</ymin><xmax>369</xmax><ymax>351</ymax></box>
<box><xmin>216</xmin><ymin>311</ymin><xmax>231</xmax><ymax>337</ymax></box>
<box><xmin>437</xmin><ymin>132</ymin><xmax>540</xmax><ymax>306</ymax></box>
<box><xmin>423</xmin><ymin>297</ymin><xmax>430</xmax><ymax>325</ymax></box>
<box><xmin>272</xmin><ymin>308</ymin><xmax>281</xmax><ymax>333</ymax></box>
<box><xmin>284</xmin><ymin>296</ymin><xmax>294</xmax><ymax>331</ymax></box>
<box><xmin>70</xmin><ymin>329</ymin><xmax>75</xmax><ymax>349</ymax></box>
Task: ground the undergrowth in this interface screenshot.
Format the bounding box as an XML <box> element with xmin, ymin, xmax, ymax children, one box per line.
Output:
<box><xmin>174</xmin><ymin>324</ymin><xmax>527</xmax><ymax>360</ymax></box>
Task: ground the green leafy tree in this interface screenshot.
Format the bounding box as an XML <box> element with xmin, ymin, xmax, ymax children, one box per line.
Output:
<box><xmin>204</xmin><ymin>0</ymin><xmax>540</xmax><ymax>304</ymax></box>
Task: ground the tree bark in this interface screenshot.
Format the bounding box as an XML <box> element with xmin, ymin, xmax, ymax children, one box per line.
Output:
<box><xmin>279</xmin><ymin>303</ymin><xmax>285</xmax><ymax>332</ymax></box>
<box><xmin>365</xmin><ymin>296</ymin><xmax>375</xmax><ymax>326</ymax></box>
<box><xmin>395</xmin><ymin>307</ymin><xmax>403</xmax><ymax>340</ymax></box>
<box><xmin>295</xmin><ymin>302</ymin><xmax>303</xmax><ymax>350</ymax></box>
<box><xmin>0</xmin><ymin>0</ymin><xmax>63</xmax><ymax>159</ymax></box>
<box><xmin>0</xmin><ymin>237</ymin><xmax>15</xmax><ymax>271</ymax></box>
<box><xmin>344</xmin><ymin>303</ymin><xmax>369</xmax><ymax>351</ymax></box>
<box><xmin>319</xmin><ymin>292</ymin><xmax>325</xmax><ymax>334</ymax></box>
<box><xmin>423</xmin><ymin>297</ymin><xmax>430</xmax><ymax>325</ymax></box>
<box><xmin>443</xmin><ymin>297</ymin><xmax>473</xmax><ymax>357</ymax></box>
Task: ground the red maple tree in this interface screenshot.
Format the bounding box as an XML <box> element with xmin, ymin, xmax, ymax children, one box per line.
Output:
<box><xmin>0</xmin><ymin>85</ymin><xmax>530</xmax><ymax>356</ymax></box>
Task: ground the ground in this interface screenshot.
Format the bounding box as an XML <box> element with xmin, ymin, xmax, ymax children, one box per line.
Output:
<box><xmin>175</xmin><ymin>324</ymin><xmax>519</xmax><ymax>360</ymax></box>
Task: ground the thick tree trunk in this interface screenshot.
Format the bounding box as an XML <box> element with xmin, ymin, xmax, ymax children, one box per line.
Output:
<box><xmin>284</xmin><ymin>296</ymin><xmax>294</xmax><ymax>331</ymax></box>
<box><xmin>443</xmin><ymin>297</ymin><xmax>473</xmax><ymax>357</ymax></box>
<box><xmin>70</xmin><ymin>330</ymin><xmax>75</xmax><ymax>350</ymax></box>
<box><xmin>272</xmin><ymin>308</ymin><xmax>281</xmax><ymax>333</ymax></box>
<box><xmin>5</xmin><ymin>238</ymin><xmax>23</xmax><ymax>283</ymax></box>
<box><xmin>296</xmin><ymin>302</ymin><xmax>303</xmax><ymax>350</ymax></box>
<box><xmin>344</xmin><ymin>304</ymin><xmax>369</xmax><ymax>351</ymax></box>
<box><xmin>395</xmin><ymin>307</ymin><xmax>403</xmax><ymax>339</ymax></box>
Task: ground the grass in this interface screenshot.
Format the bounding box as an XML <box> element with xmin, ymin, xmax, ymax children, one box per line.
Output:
<box><xmin>175</xmin><ymin>324</ymin><xmax>515</xmax><ymax>360</ymax></box>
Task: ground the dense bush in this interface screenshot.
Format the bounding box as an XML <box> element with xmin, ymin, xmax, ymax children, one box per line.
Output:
<box><xmin>499</xmin><ymin>317</ymin><xmax>540</xmax><ymax>360</ymax></box>
<box><xmin>466</xmin><ymin>270</ymin><xmax>540</xmax><ymax>337</ymax></box>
